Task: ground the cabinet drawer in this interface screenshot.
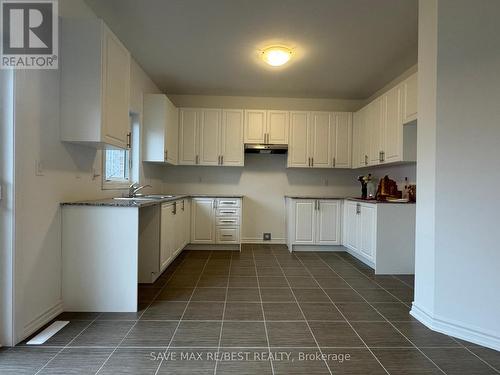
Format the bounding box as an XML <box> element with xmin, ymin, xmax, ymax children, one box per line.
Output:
<box><xmin>216</xmin><ymin>217</ymin><xmax>240</xmax><ymax>226</ymax></box>
<box><xmin>217</xmin><ymin>198</ymin><xmax>241</xmax><ymax>208</ymax></box>
<box><xmin>216</xmin><ymin>207</ymin><xmax>240</xmax><ymax>217</ymax></box>
<box><xmin>216</xmin><ymin>227</ymin><xmax>240</xmax><ymax>243</ymax></box>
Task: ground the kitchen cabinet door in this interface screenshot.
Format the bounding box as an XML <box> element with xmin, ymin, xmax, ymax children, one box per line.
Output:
<box><xmin>143</xmin><ymin>94</ymin><xmax>178</xmax><ymax>164</ymax></box>
<box><xmin>191</xmin><ymin>198</ymin><xmax>216</xmax><ymax>244</ymax></box>
<box><xmin>368</xmin><ymin>98</ymin><xmax>384</xmax><ymax>166</ymax></box>
<box><xmin>288</xmin><ymin>111</ymin><xmax>310</xmax><ymax>168</ymax></box>
<box><xmin>102</xmin><ymin>26</ymin><xmax>131</xmax><ymax>148</ymax></box>
<box><xmin>244</xmin><ymin>110</ymin><xmax>266</xmax><ymax>144</ymax></box>
<box><xmin>221</xmin><ymin>109</ymin><xmax>244</xmax><ymax>166</ymax></box>
<box><xmin>183</xmin><ymin>199</ymin><xmax>191</xmax><ymax>247</ymax></box>
<box><xmin>310</xmin><ymin>112</ymin><xmax>331</xmax><ymax>168</ymax></box>
<box><xmin>179</xmin><ymin>108</ymin><xmax>199</xmax><ymax>165</ymax></box>
<box><xmin>199</xmin><ymin>109</ymin><xmax>221</xmax><ymax>166</ymax></box>
<box><xmin>293</xmin><ymin>200</ymin><xmax>316</xmax><ymax>244</ymax></box>
<box><xmin>353</xmin><ymin>109</ymin><xmax>369</xmax><ymax>168</ymax></box>
<box><xmin>343</xmin><ymin>201</ymin><xmax>359</xmax><ymax>251</ymax></box>
<box><xmin>267</xmin><ymin>110</ymin><xmax>289</xmax><ymax>144</ymax></box>
<box><xmin>402</xmin><ymin>72</ymin><xmax>418</xmax><ymax>124</ymax></box>
<box><xmin>359</xmin><ymin>204</ymin><xmax>376</xmax><ymax>262</ymax></box>
<box><xmin>384</xmin><ymin>86</ymin><xmax>403</xmax><ymax>164</ymax></box>
<box><xmin>165</xmin><ymin>98</ymin><xmax>179</xmax><ymax>164</ymax></box>
<box><xmin>316</xmin><ymin>200</ymin><xmax>341</xmax><ymax>245</ymax></box>
<box><xmin>160</xmin><ymin>203</ymin><xmax>175</xmax><ymax>271</ymax></box>
<box><xmin>332</xmin><ymin>112</ymin><xmax>352</xmax><ymax>168</ymax></box>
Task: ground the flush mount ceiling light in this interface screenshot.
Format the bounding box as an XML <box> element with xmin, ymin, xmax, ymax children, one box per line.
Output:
<box><xmin>261</xmin><ymin>46</ymin><xmax>293</xmax><ymax>67</ymax></box>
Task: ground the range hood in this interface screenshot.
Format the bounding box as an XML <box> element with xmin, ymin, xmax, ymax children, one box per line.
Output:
<box><xmin>244</xmin><ymin>144</ymin><xmax>288</xmax><ymax>154</ymax></box>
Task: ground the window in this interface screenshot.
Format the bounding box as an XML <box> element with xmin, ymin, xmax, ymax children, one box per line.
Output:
<box><xmin>102</xmin><ymin>113</ymin><xmax>141</xmax><ymax>189</ymax></box>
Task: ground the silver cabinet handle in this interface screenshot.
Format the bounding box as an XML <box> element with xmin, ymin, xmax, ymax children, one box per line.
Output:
<box><xmin>165</xmin><ymin>150</ymin><xmax>168</xmax><ymax>161</ymax></box>
<box><xmin>196</xmin><ymin>155</ymin><xmax>199</xmax><ymax>164</ymax></box>
<box><xmin>332</xmin><ymin>157</ymin><xmax>336</xmax><ymax>167</ymax></box>
<box><xmin>311</xmin><ymin>157</ymin><xmax>314</xmax><ymax>167</ymax></box>
<box><xmin>308</xmin><ymin>157</ymin><xmax>311</xmax><ymax>167</ymax></box>
<box><xmin>173</xmin><ymin>202</ymin><xmax>177</xmax><ymax>215</ymax></box>
<box><xmin>221</xmin><ymin>155</ymin><xmax>223</xmax><ymax>165</ymax></box>
<box><xmin>126</xmin><ymin>132</ymin><xmax>131</xmax><ymax>148</ymax></box>
<box><xmin>364</xmin><ymin>155</ymin><xmax>368</xmax><ymax>166</ymax></box>
<box><xmin>381</xmin><ymin>151</ymin><xmax>385</xmax><ymax>162</ymax></box>
<box><xmin>317</xmin><ymin>200</ymin><xmax>320</xmax><ymax>210</ymax></box>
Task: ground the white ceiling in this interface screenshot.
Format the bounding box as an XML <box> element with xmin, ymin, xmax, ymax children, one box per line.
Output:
<box><xmin>85</xmin><ymin>0</ymin><xmax>418</xmax><ymax>99</ymax></box>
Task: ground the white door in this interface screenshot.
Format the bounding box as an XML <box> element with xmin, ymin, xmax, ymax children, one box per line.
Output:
<box><xmin>199</xmin><ymin>109</ymin><xmax>221</xmax><ymax>166</ymax></box>
<box><xmin>267</xmin><ymin>110</ymin><xmax>289</xmax><ymax>144</ymax></box>
<box><xmin>221</xmin><ymin>109</ymin><xmax>244</xmax><ymax>166</ymax></box>
<box><xmin>288</xmin><ymin>111</ymin><xmax>310</xmax><ymax>167</ymax></box>
<box><xmin>384</xmin><ymin>86</ymin><xmax>402</xmax><ymax>164</ymax></box>
<box><xmin>293</xmin><ymin>200</ymin><xmax>316</xmax><ymax>244</ymax></box>
<box><xmin>165</xmin><ymin>97</ymin><xmax>178</xmax><ymax>165</ymax></box>
<box><xmin>310</xmin><ymin>112</ymin><xmax>331</xmax><ymax>168</ymax></box>
<box><xmin>244</xmin><ymin>110</ymin><xmax>266</xmax><ymax>144</ymax></box>
<box><xmin>332</xmin><ymin>112</ymin><xmax>352</xmax><ymax>168</ymax></box>
<box><xmin>316</xmin><ymin>200</ymin><xmax>341</xmax><ymax>245</ymax></box>
<box><xmin>368</xmin><ymin>99</ymin><xmax>383</xmax><ymax>165</ymax></box>
<box><xmin>403</xmin><ymin>73</ymin><xmax>418</xmax><ymax>123</ymax></box>
<box><xmin>191</xmin><ymin>199</ymin><xmax>215</xmax><ymax>244</ymax></box>
<box><xmin>179</xmin><ymin>108</ymin><xmax>199</xmax><ymax>165</ymax></box>
<box><xmin>359</xmin><ymin>204</ymin><xmax>376</xmax><ymax>261</ymax></box>
<box><xmin>102</xmin><ymin>27</ymin><xmax>130</xmax><ymax>148</ymax></box>
<box><xmin>160</xmin><ymin>203</ymin><xmax>175</xmax><ymax>271</ymax></box>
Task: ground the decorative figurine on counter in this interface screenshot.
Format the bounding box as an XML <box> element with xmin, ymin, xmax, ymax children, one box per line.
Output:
<box><xmin>358</xmin><ymin>174</ymin><xmax>370</xmax><ymax>199</ymax></box>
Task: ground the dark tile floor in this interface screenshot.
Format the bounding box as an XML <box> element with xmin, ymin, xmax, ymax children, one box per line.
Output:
<box><xmin>2</xmin><ymin>245</ymin><xmax>499</xmax><ymax>374</ymax></box>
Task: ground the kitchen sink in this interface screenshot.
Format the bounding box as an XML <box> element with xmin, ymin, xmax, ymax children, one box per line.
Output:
<box><xmin>143</xmin><ymin>195</ymin><xmax>176</xmax><ymax>199</ymax></box>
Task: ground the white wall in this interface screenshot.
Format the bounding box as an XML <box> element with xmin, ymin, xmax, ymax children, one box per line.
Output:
<box><xmin>0</xmin><ymin>70</ymin><xmax>14</xmax><ymax>346</ymax></box>
<box><xmin>9</xmin><ymin>0</ymin><xmax>164</xmax><ymax>344</ymax></box>
<box><xmin>163</xmin><ymin>155</ymin><xmax>416</xmax><ymax>242</ymax></box>
<box><xmin>412</xmin><ymin>0</ymin><xmax>500</xmax><ymax>350</ymax></box>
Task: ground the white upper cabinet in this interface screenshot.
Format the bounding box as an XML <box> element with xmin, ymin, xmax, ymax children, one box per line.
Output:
<box><xmin>332</xmin><ymin>112</ymin><xmax>353</xmax><ymax>168</ymax></box>
<box><xmin>178</xmin><ymin>108</ymin><xmax>199</xmax><ymax>165</ymax></box>
<box><xmin>288</xmin><ymin>111</ymin><xmax>352</xmax><ymax>169</ymax></box>
<box><xmin>310</xmin><ymin>112</ymin><xmax>332</xmax><ymax>168</ymax></box>
<box><xmin>199</xmin><ymin>109</ymin><xmax>222</xmax><ymax>166</ymax></box>
<box><xmin>288</xmin><ymin>111</ymin><xmax>310</xmax><ymax>168</ymax></box>
<box><xmin>244</xmin><ymin>110</ymin><xmax>267</xmax><ymax>143</ymax></box>
<box><xmin>143</xmin><ymin>94</ymin><xmax>178</xmax><ymax>164</ymax></box>
<box><xmin>267</xmin><ymin>111</ymin><xmax>289</xmax><ymax>144</ymax></box>
<box><xmin>60</xmin><ymin>19</ymin><xmax>131</xmax><ymax>149</ymax></box>
<box><xmin>402</xmin><ymin>72</ymin><xmax>418</xmax><ymax>124</ymax></box>
<box><xmin>244</xmin><ymin>110</ymin><xmax>289</xmax><ymax>144</ymax></box>
<box><xmin>384</xmin><ymin>85</ymin><xmax>403</xmax><ymax>164</ymax></box>
<box><xmin>179</xmin><ymin>108</ymin><xmax>244</xmax><ymax>166</ymax></box>
<box><xmin>352</xmin><ymin>71</ymin><xmax>418</xmax><ymax>168</ymax></box>
<box><xmin>221</xmin><ymin>110</ymin><xmax>244</xmax><ymax>166</ymax></box>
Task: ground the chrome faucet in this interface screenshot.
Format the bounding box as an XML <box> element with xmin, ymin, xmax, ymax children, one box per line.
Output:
<box><xmin>128</xmin><ymin>183</ymin><xmax>152</xmax><ymax>197</ymax></box>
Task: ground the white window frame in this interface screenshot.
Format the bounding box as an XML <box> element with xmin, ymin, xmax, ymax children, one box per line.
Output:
<box><xmin>102</xmin><ymin>147</ymin><xmax>131</xmax><ymax>190</ymax></box>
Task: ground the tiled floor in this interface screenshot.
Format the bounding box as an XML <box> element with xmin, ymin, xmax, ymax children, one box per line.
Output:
<box><xmin>2</xmin><ymin>244</ymin><xmax>499</xmax><ymax>374</ymax></box>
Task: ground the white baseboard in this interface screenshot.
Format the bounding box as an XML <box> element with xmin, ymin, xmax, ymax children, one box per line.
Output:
<box><xmin>184</xmin><ymin>244</ymin><xmax>240</xmax><ymax>251</ymax></box>
<box><xmin>291</xmin><ymin>244</ymin><xmax>345</xmax><ymax>252</ymax></box>
<box><xmin>410</xmin><ymin>303</ymin><xmax>500</xmax><ymax>351</ymax></box>
<box><xmin>21</xmin><ymin>300</ymin><xmax>63</xmax><ymax>344</ymax></box>
<box><xmin>241</xmin><ymin>238</ymin><xmax>286</xmax><ymax>244</ymax></box>
<box><xmin>344</xmin><ymin>246</ymin><xmax>375</xmax><ymax>269</ymax></box>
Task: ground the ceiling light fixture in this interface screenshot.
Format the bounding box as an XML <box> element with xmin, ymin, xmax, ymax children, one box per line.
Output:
<box><xmin>261</xmin><ymin>46</ymin><xmax>292</xmax><ymax>67</ymax></box>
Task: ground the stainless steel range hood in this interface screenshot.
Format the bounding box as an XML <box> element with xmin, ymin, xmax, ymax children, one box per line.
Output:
<box><xmin>244</xmin><ymin>144</ymin><xmax>288</xmax><ymax>154</ymax></box>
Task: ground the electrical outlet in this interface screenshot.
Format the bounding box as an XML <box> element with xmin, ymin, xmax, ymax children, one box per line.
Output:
<box><xmin>263</xmin><ymin>233</ymin><xmax>271</xmax><ymax>241</ymax></box>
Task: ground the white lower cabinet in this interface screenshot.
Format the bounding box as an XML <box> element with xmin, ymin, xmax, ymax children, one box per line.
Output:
<box><xmin>286</xmin><ymin>198</ymin><xmax>342</xmax><ymax>248</ymax></box>
<box><xmin>342</xmin><ymin>200</ymin><xmax>416</xmax><ymax>274</ymax></box>
<box><xmin>160</xmin><ymin>199</ymin><xmax>191</xmax><ymax>273</ymax></box>
<box><xmin>191</xmin><ymin>197</ymin><xmax>242</xmax><ymax>245</ymax></box>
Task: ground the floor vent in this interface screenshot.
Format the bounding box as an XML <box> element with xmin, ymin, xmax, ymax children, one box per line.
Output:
<box><xmin>27</xmin><ymin>321</ymin><xmax>69</xmax><ymax>345</ymax></box>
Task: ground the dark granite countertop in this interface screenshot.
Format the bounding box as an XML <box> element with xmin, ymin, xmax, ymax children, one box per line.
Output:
<box><xmin>346</xmin><ymin>197</ymin><xmax>416</xmax><ymax>204</ymax></box>
<box><xmin>61</xmin><ymin>194</ymin><xmax>244</xmax><ymax>208</ymax></box>
<box><xmin>285</xmin><ymin>195</ymin><xmax>347</xmax><ymax>200</ymax></box>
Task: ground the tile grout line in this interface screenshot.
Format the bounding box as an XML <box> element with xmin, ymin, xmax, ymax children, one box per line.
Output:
<box><xmin>270</xmin><ymin>249</ymin><xmax>333</xmax><ymax>375</ymax></box>
<box><xmin>33</xmin><ymin>313</ymin><xmax>103</xmax><ymax>374</ymax></box>
<box><xmin>317</xmin><ymin>252</ymin><xmax>448</xmax><ymax>375</ymax></box>
<box><xmin>451</xmin><ymin>337</ymin><xmax>500</xmax><ymax>373</ymax></box>
<box><xmin>251</xmin><ymin>244</ymin><xmax>276</xmax><ymax>375</ymax></box>
<box><xmin>294</xmin><ymin>254</ymin><xmax>391</xmax><ymax>375</ymax></box>
<box><xmin>213</xmin><ymin>251</ymin><xmax>233</xmax><ymax>375</ymax></box>
<box><xmin>152</xmin><ymin>251</ymin><xmax>213</xmax><ymax>375</ymax></box>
